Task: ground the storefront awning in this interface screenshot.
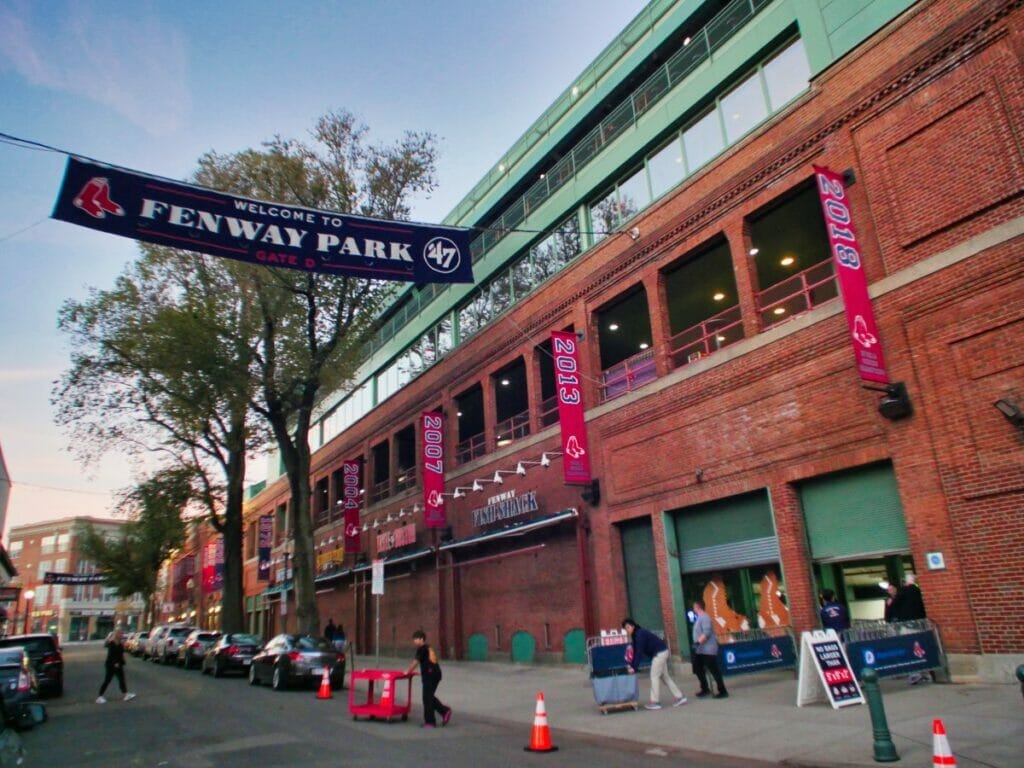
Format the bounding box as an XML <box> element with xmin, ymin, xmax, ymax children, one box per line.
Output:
<box><xmin>352</xmin><ymin>547</ymin><xmax>435</xmax><ymax>572</ymax></box>
<box><xmin>438</xmin><ymin>509</ymin><xmax>577</xmax><ymax>552</ymax></box>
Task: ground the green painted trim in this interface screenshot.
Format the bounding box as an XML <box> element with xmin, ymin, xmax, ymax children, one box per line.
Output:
<box><xmin>563</xmin><ymin>628</ymin><xmax>587</xmax><ymax>664</ymax></box>
<box><xmin>510</xmin><ymin>630</ymin><xmax>536</xmax><ymax>663</ymax></box>
<box><xmin>661</xmin><ymin>510</ymin><xmax>690</xmax><ymax>658</ymax></box>
<box><xmin>466</xmin><ymin>632</ymin><xmax>488</xmax><ymax>661</ymax></box>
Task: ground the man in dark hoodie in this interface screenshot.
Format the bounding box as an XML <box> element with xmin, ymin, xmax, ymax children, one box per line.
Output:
<box><xmin>622</xmin><ymin>617</ymin><xmax>687</xmax><ymax>710</ymax></box>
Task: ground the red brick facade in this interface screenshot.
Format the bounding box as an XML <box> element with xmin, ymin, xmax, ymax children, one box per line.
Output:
<box><xmin>242</xmin><ymin>0</ymin><xmax>1024</xmax><ymax>668</ymax></box>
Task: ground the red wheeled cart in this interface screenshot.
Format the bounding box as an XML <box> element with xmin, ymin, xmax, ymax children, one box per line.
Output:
<box><xmin>348</xmin><ymin>669</ymin><xmax>416</xmax><ymax>723</ymax></box>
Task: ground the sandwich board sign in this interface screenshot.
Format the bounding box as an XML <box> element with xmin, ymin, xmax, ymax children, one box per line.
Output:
<box><xmin>796</xmin><ymin>629</ymin><xmax>864</xmax><ymax>709</ymax></box>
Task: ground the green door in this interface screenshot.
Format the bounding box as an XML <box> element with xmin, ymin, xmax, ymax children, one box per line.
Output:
<box><xmin>799</xmin><ymin>461</ymin><xmax>908</xmax><ymax>561</ymax></box>
<box><xmin>619</xmin><ymin>519</ymin><xmax>663</xmax><ymax>631</ymax></box>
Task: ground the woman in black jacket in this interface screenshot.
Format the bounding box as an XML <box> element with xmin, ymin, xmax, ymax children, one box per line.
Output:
<box><xmin>96</xmin><ymin>627</ymin><xmax>136</xmax><ymax>703</ymax></box>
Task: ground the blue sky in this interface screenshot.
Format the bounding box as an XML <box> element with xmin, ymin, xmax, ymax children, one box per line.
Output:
<box><xmin>0</xmin><ymin>0</ymin><xmax>648</xmax><ymax>530</ymax></box>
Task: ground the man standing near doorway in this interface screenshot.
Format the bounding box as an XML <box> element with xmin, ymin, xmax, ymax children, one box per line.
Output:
<box><xmin>692</xmin><ymin>600</ymin><xmax>728</xmax><ymax>699</ymax></box>
<box><xmin>622</xmin><ymin>617</ymin><xmax>687</xmax><ymax>710</ymax></box>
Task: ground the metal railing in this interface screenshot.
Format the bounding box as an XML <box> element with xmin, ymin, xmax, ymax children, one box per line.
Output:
<box><xmin>368</xmin><ymin>478</ymin><xmax>391</xmax><ymax>505</ymax></box>
<box><xmin>455</xmin><ymin>432</ymin><xmax>487</xmax><ymax>465</ymax></box>
<box><xmin>494</xmin><ymin>409</ymin><xmax>531</xmax><ymax>447</ymax></box>
<box><xmin>668</xmin><ymin>304</ymin><xmax>744</xmax><ymax>368</ymax></box>
<box><xmin>394</xmin><ymin>467</ymin><xmax>417</xmax><ymax>493</ymax></box>
<box><xmin>756</xmin><ymin>260</ymin><xmax>838</xmax><ymax>329</ymax></box>
<box><xmin>539</xmin><ymin>394</ymin><xmax>560</xmax><ymax>428</ymax></box>
<box><xmin>600</xmin><ymin>348</ymin><xmax>657</xmax><ymax>402</ymax></box>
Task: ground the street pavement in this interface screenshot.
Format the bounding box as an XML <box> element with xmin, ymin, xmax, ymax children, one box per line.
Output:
<box><xmin>24</xmin><ymin>643</ymin><xmax>762</xmax><ymax>768</ymax></box>
<box><xmin>341</xmin><ymin>648</ymin><xmax>1023</xmax><ymax>768</ymax></box>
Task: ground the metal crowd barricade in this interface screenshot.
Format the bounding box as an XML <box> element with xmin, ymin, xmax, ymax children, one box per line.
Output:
<box><xmin>841</xmin><ymin>619</ymin><xmax>946</xmax><ymax>680</ymax></box>
<box><xmin>715</xmin><ymin>627</ymin><xmax>798</xmax><ymax>677</ymax></box>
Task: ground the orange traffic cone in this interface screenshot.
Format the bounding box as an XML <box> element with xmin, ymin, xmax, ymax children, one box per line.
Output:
<box><xmin>317</xmin><ymin>666</ymin><xmax>332</xmax><ymax>700</ymax></box>
<box><xmin>523</xmin><ymin>691</ymin><xmax>558</xmax><ymax>753</ymax></box>
<box><xmin>932</xmin><ymin>719</ymin><xmax>956</xmax><ymax>767</ymax></box>
<box><xmin>380</xmin><ymin>674</ymin><xmax>393</xmax><ymax>711</ymax></box>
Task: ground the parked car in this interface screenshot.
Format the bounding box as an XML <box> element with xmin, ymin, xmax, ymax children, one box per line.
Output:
<box><xmin>249</xmin><ymin>635</ymin><xmax>344</xmax><ymax>691</ymax></box>
<box><xmin>0</xmin><ymin>634</ymin><xmax>63</xmax><ymax>697</ymax></box>
<box><xmin>202</xmin><ymin>633</ymin><xmax>260</xmax><ymax>677</ymax></box>
<box><xmin>144</xmin><ymin>625</ymin><xmax>169</xmax><ymax>660</ymax></box>
<box><xmin>177</xmin><ymin>630</ymin><xmax>219</xmax><ymax>669</ymax></box>
<box><xmin>0</xmin><ymin>647</ymin><xmax>40</xmax><ymax>730</ymax></box>
<box><xmin>127</xmin><ymin>631</ymin><xmax>149</xmax><ymax>656</ymax></box>
<box><xmin>155</xmin><ymin>625</ymin><xmax>195</xmax><ymax>664</ymax></box>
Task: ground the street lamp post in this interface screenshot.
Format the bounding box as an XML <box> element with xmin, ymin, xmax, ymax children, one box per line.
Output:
<box><xmin>22</xmin><ymin>590</ymin><xmax>35</xmax><ymax>635</ymax></box>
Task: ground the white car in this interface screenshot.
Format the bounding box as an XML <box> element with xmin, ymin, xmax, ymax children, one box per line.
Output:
<box><xmin>154</xmin><ymin>625</ymin><xmax>196</xmax><ymax>664</ymax></box>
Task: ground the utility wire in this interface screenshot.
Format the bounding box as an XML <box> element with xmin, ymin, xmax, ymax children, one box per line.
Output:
<box><xmin>11</xmin><ymin>481</ymin><xmax>115</xmax><ymax>497</ymax></box>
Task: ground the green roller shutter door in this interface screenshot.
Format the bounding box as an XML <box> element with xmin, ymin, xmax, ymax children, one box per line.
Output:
<box><xmin>799</xmin><ymin>461</ymin><xmax>908</xmax><ymax>561</ymax></box>
<box><xmin>673</xmin><ymin>490</ymin><xmax>779</xmax><ymax>573</ymax></box>
<box><xmin>619</xmin><ymin>519</ymin><xmax>663</xmax><ymax>632</ymax></box>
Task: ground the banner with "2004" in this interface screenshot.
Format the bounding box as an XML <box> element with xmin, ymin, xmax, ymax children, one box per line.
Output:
<box><xmin>52</xmin><ymin>157</ymin><xmax>474</xmax><ymax>284</ymax></box>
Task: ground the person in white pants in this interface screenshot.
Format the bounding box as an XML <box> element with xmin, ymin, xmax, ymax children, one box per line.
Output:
<box><xmin>622</xmin><ymin>617</ymin><xmax>687</xmax><ymax>709</ymax></box>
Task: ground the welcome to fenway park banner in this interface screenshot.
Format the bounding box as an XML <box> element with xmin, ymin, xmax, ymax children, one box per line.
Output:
<box><xmin>52</xmin><ymin>157</ymin><xmax>474</xmax><ymax>284</ymax></box>
<box><xmin>43</xmin><ymin>572</ymin><xmax>106</xmax><ymax>585</ymax></box>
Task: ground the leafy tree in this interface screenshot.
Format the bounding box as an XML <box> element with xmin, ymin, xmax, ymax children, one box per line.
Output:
<box><xmin>54</xmin><ymin>246</ymin><xmax>264</xmax><ymax>633</ymax></box>
<box><xmin>194</xmin><ymin>109</ymin><xmax>439</xmax><ymax>634</ymax></box>
<box><xmin>77</xmin><ymin>468</ymin><xmax>189</xmax><ymax>627</ymax></box>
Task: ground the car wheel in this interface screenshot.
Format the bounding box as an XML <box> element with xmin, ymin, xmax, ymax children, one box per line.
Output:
<box><xmin>272</xmin><ymin>665</ymin><xmax>287</xmax><ymax>691</ymax></box>
<box><xmin>249</xmin><ymin>664</ymin><xmax>259</xmax><ymax>686</ymax></box>
<box><xmin>213</xmin><ymin>660</ymin><xmax>224</xmax><ymax>678</ymax></box>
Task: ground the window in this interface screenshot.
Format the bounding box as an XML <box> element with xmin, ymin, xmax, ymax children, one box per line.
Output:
<box><xmin>245</xmin><ymin>523</ymin><xmax>256</xmax><ymax>560</ymax></box>
<box><xmin>56</xmin><ymin>533</ymin><xmax>70</xmax><ymax>551</ymax></box>
<box><xmin>721</xmin><ymin>72</ymin><xmax>768</xmax><ymax>145</ymax></box>
<box><xmin>37</xmin><ymin>560</ymin><xmax>51</xmax><ymax>579</ymax></box>
<box><xmin>648</xmin><ymin>137</ymin><xmax>686</xmax><ymax>200</ymax></box>
<box><xmin>35</xmin><ymin>585</ymin><xmax>50</xmax><ymax>606</ymax></box>
<box><xmin>683</xmin><ymin>109</ymin><xmax>725</xmax><ymax>172</ymax></box>
<box><xmin>763</xmin><ymin>38</ymin><xmax>810</xmax><ymax>111</ymax></box>
<box><xmin>9</xmin><ymin>541</ymin><xmax>21</xmax><ymax>558</ymax></box>
<box><xmin>40</xmin><ymin>535</ymin><xmax>56</xmax><ymax>554</ymax></box>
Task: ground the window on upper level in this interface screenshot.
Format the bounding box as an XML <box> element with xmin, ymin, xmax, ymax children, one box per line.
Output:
<box><xmin>40</xmin><ymin>535</ymin><xmax>56</xmax><ymax>554</ymax></box>
<box><xmin>395</xmin><ymin>425</ymin><xmax>417</xmax><ymax>493</ymax></box>
<box><xmin>455</xmin><ymin>384</ymin><xmax>485</xmax><ymax>465</ymax></box>
<box><xmin>8</xmin><ymin>541</ymin><xmax>21</xmax><ymax>558</ymax></box>
<box><xmin>748</xmin><ymin>181</ymin><xmax>837</xmax><ymax>329</ymax></box>
<box><xmin>493</xmin><ymin>358</ymin><xmax>530</xmax><ymax>448</ymax></box>
<box><xmin>596</xmin><ymin>287</ymin><xmax>656</xmax><ymax>401</ymax></box>
<box><xmin>370</xmin><ymin>440</ymin><xmax>390</xmax><ymax>504</ymax></box>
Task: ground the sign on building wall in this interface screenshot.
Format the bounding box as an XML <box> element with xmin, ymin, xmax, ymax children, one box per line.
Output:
<box><xmin>551</xmin><ymin>331</ymin><xmax>592</xmax><ymax>484</ymax></box>
<box><xmin>257</xmin><ymin>515</ymin><xmax>273</xmax><ymax>581</ymax></box>
<box><xmin>471</xmin><ymin>490</ymin><xmax>539</xmax><ymax>529</ymax></box>
<box><xmin>421</xmin><ymin>411</ymin><xmax>446</xmax><ymax>528</ymax></box>
<box><xmin>813</xmin><ymin>166</ymin><xmax>889</xmax><ymax>384</ymax></box>
<box><xmin>52</xmin><ymin>158</ymin><xmax>475</xmax><ymax>284</ymax></box>
<box><xmin>376</xmin><ymin>523</ymin><xmax>416</xmax><ymax>553</ymax></box>
<box><xmin>342</xmin><ymin>458</ymin><xmax>363</xmax><ymax>553</ymax></box>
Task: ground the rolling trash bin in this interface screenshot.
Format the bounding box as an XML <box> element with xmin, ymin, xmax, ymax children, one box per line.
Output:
<box><xmin>587</xmin><ymin>634</ymin><xmax>639</xmax><ymax>714</ymax></box>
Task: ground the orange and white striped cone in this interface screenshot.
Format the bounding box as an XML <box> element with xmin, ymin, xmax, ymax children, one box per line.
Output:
<box><xmin>380</xmin><ymin>674</ymin><xmax>393</xmax><ymax>710</ymax></box>
<box><xmin>933</xmin><ymin>719</ymin><xmax>956</xmax><ymax>767</ymax></box>
<box><xmin>316</xmin><ymin>666</ymin><xmax>332</xmax><ymax>699</ymax></box>
<box><xmin>524</xmin><ymin>691</ymin><xmax>558</xmax><ymax>753</ymax></box>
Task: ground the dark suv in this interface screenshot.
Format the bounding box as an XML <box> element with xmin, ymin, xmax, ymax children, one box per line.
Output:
<box><xmin>0</xmin><ymin>635</ymin><xmax>62</xmax><ymax>697</ymax></box>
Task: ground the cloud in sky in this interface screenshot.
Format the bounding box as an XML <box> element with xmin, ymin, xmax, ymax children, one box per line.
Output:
<box><xmin>0</xmin><ymin>1</ymin><xmax>190</xmax><ymax>136</ymax></box>
<box><xmin>0</xmin><ymin>367</ymin><xmax>59</xmax><ymax>383</ymax></box>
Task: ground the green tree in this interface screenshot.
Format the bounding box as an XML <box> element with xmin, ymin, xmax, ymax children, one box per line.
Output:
<box><xmin>54</xmin><ymin>247</ymin><xmax>264</xmax><ymax>633</ymax></box>
<box><xmin>194</xmin><ymin>110</ymin><xmax>439</xmax><ymax>634</ymax></box>
<box><xmin>77</xmin><ymin>468</ymin><xmax>189</xmax><ymax>627</ymax></box>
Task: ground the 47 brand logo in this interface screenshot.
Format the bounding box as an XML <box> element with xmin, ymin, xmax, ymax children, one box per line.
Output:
<box><xmin>423</xmin><ymin>237</ymin><xmax>461</xmax><ymax>274</ymax></box>
<box><xmin>73</xmin><ymin>177</ymin><xmax>125</xmax><ymax>219</ymax></box>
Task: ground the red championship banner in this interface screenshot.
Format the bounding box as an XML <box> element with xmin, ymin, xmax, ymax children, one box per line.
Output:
<box><xmin>421</xmin><ymin>411</ymin><xmax>446</xmax><ymax>528</ymax></box>
<box><xmin>342</xmin><ymin>458</ymin><xmax>363</xmax><ymax>553</ymax></box>
<box><xmin>551</xmin><ymin>331</ymin><xmax>592</xmax><ymax>484</ymax></box>
<box><xmin>813</xmin><ymin>166</ymin><xmax>889</xmax><ymax>384</ymax></box>
<box><xmin>202</xmin><ymin>540</ymin><xmax>216</xmax><ymax>594</ymax></box>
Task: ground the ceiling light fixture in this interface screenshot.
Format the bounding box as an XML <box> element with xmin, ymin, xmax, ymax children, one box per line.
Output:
<box><xmin>780</xmin><ymin>256</ymin><xmax>795</xmax><ymax>266</ymax></box>
<box><xmin>608</xmin><ymin>323</ymin><xmax>619</xmax><ymax>331</ymax></box>
<box><xmin>749</xmin><ymin>247</ymin><xmax>759</xmax><ymax>256</ymax></box>
<box><xmin>713</xmin><ymin>292</ymin><xmax>725</xmax><ymax>301</ymax></box>
<box><xmin>500</xmin><ymin>378</ymin><xmax>510</xmax><ymax>386</ymax></box>
<box><xmin>639</xmin><ymin>342</ymin><xmax>650</xmax><ymax>350</ymax></box>
<box><xmin>773</xmin><ymin>307</ymin><xmax>786</xmax><ymax>316</ymax></box>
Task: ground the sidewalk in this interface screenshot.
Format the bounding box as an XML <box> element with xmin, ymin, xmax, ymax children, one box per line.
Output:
<box><xmin>350</xmin><ymin>653</ymin><xmax>1022</xmax><ymax>767</ymax></box>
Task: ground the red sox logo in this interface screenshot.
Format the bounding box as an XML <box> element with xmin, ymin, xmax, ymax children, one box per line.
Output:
<box><xmin>770</xmin><ymin>644</ymin><xmax>782</xmax><ymax>659</ymax></box>
<box><xmin>913</xmin><ymin>641</ymin><xmax>925</xmax><ymax>659</ymax></box>
<box><xmin>565</xmin><ymin>434</ymin><xmax>586</xmax><ymax>459</ymax></box>
<box><xmin>344</xmin><ymin>522</ymin><xmax>360</xmax><ymax>539</ymax></box>
<box><xmin>73</xmin><ymin>177</ymin><xmax>125</xmax><ymax>219</ymax></box>
<box><xmin>426</xmin><ymin>489</ymin><xmax>443</xmax><ymax>508</ymax></box>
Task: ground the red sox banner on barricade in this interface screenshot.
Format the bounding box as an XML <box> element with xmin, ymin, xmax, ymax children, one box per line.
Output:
<box><xmin>551</xmin><ymin>331</ymin><xmax>592</xmax><ymax>484</ymax></box>
<box><xmin>813</xmin><ymin>166</ymin><xmax>889</xmax><ymax>384</ymax></box>
<box><xmin>342</xmin><ymin>458</ymin><xmax>363</xmax><ymax>553</ymax></box>
<box><xmin>52</xmin><ymin>157</ymin><xmax>474</xmax><ymax>284</ymax></box>
<box><xmin>421</xmin><ymin>411</ymin><xmax>446</xmax><ymax>528</ymax></box>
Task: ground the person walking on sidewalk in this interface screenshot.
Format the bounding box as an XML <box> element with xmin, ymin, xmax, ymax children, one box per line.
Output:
<box><xmin>96</xmin><ymin>627</ymin><xmax>135</xmax><ymax>703</ymax></box>
<box><xmin>406</xmin><ymin>629</ymin><xmax>451</xmax><ymax>728</ymax></box>
<box><xmin>622</xmin><ymin>617</ymin><xmax>687</xmax><ymax>710</ymax></box>
<box><xmin>691</xmin><ymin>600</ymin><xmax>728</xmax><ymax>699</ymax></box>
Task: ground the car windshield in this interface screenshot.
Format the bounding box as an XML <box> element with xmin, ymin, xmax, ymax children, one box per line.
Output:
<box><xmin>197</xmin><ymin>633</ymin><xmax>218</xmax><ymax>641</ymax></box>
<box><xmin>224</xmin><ymin>634</ymin><xmax>260</xmax><ymax>645</ymax></box>
<box><xmin>137</xmin><ymin>632</ymin><xmax>149</xmax><ymax>639</ymax></box>
<box><xmin>0</xmin><ymin>637</ymin><xmax>56</xmax><ymax>655</ymax></box>
<box><xmin>169</xmin><ymin>628</ymin><xmax>192</xmax><ymax>638</ymax></box>
<box><xmin>295</xmin><ymin>636</ymin><xmax>330</xmax><ymax>651</ymax></box>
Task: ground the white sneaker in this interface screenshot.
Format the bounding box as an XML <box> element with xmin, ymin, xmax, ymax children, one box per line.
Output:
<box><xmin>672</xmin><ymin>696</ymin><xmax>688</xmax><ymax>707</ymax></box>
<box><xmin>96</xmin><ymin>696</ymin><xmax>107</xmax><ymax>704</ymax></box>
<box><xmin>644</xmin><ymin>702</ymin><xmax>662</xmax><ymax>710</ymax></box>
<box><xmin>123</xmin><ymin>692</ymin><xmax>136</xmax><ymax>701</ymax></box>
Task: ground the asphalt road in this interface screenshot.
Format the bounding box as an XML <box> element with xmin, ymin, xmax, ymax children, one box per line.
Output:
<box><xmin>23</xmin><ymin>644</ymin><xmax>762</xmax><ymax>768</ymax></box>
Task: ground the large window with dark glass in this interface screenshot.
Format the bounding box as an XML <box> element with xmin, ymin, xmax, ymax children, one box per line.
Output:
<box><xmin>748</xmin><ymin>182</ymin><xmax>836</xmax><ymax>328</ymax></box>
<box><xmin>536</xmin><ymin>339</ymin><xmax>559</xmax><ymax>428</ymax></box>
<box><xmin>370</xmin><ymin>440</ymin><xmax>390</xmax><ymax>504</ymax></box>
<box><xmin>492</xmin><ymin>358</ymin><xmax>529</xmax><ymax>448</ymax></box>
<box><xmin>395</xmin><ymin>425</ymin><xmax>417</xmax><ymax>493</ymax></box>
<box><xmin>455</xmin><ymin>384</ymin><xmax>485</xmax><ymax>465</ymax></box>
<box><xmin>596</xmin><ymin>287</ymin><xmax>656</xmax><ymax>401</ymax></box>
<box><xmin>663</xmin><ymin>237</ymin><xmax>743</xmax><ymax>367</ymax></box>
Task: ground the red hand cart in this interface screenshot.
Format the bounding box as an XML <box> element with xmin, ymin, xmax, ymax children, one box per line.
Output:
<box><xmin>348</xmin><ymin>669</ymin><xmax>416</xmax><ymax>723</ymax></box>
